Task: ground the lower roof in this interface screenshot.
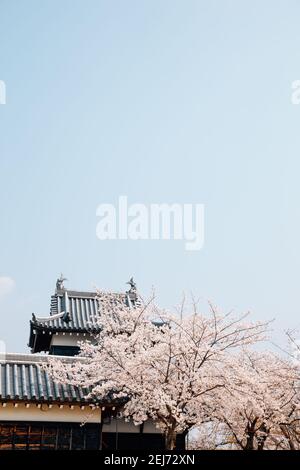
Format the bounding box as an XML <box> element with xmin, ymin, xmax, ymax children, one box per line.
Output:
<box><xmin>0</xmin><ymin>353</ymin><xmax>96</xmax><ymax>405</ymax></box>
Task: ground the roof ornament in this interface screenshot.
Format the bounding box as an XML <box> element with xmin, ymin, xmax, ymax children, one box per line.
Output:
<box><xmin>62</xmin><ymin>311</ymin><xmax>71</xmax><ymax>324</ymax></box>
<box><xmin>56</xmin><ymin>274</ymin><xmax>67</xmax><ymax>291</ymax></box>
<box><xmin>126</xmin><ymin>277</ymin><xmax>137</xmax><ymax>293</ymax></box>
<box><xmin>126</xmin><ymin>277</ymin><xmax>138</xmax><ymax>305</ymax></box>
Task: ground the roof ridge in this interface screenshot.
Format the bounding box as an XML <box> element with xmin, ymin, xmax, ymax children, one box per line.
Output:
<box><xmin>56</xmin><ymin>289</ymin><xmax>127</xmax><ymax>297</ymax></box>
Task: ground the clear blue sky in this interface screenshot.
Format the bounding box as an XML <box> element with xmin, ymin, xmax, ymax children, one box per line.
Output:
<box><xmin>1</xmin><ymin>0</ymin><xmax>300</xmax><ymax>352</ymax></box>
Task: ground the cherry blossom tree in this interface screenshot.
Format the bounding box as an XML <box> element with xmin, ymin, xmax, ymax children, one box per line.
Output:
<box><xmin>187</xmin><ymin>421</ymin><xmax>230</xmax><ymax>450</ymax></box>
<box><xmin>270</xmin><ymin>330</ymin><xmax>300</xmax><ymax>450</ymax></box>
<box><xmin>192</xmin><ymin>351</ymin><xmax>299</xmax><ymax>450</ymax></box>
<box><xmin>47</xmin><ymin>293</ymin><xmax>269</xmax><ymax>450</ymax></box>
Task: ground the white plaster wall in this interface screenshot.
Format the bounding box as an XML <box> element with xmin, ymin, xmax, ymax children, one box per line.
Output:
<box><xmin>0</xmin><ymin>403</ymin><xmax>101</xmax><ymax>423</ymax></box>
<box><xmin>0</xmin><ymin>405</ymin><xmax>162</xmax><ymax>434</ymax></box>
<box><xmin>50</xmin><ymin>333</ymin><xmax>90</xmax><ymax>347</ymax></box>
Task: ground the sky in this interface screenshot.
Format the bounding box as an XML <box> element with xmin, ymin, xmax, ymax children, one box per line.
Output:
<box><xmin>1</xmin><ymin>0</ymin><xmax>300</xmax><ymax>353</ymax></box>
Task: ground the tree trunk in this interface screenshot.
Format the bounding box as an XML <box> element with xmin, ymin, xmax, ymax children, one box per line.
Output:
<box><xmin>243</xmin><ymin>419</ymin><xmax>259</xmax><ymax>450</ymax></box>
<box><xmin>165</xmin><ymin>429</ymin><xmax>177</xmax><ymax>450</ymax></box>
<box><xmin>244</xmin><ymin>424</ymin><xmax>255</xmax><ymax>450</ymax></box>
<box><xmin>257</xmin><ymin>424</ymin><xmax>268</xmax><ymax>450</ymax></box>
<box><xmin>245</xmin><ymin>434</ymin><xmax>254</xmax><ymax>450</ymax></box>
<box><xmin>257</xmin><ymin>436</ymin><xmax>266</xmax><ymax>450</ymax></box>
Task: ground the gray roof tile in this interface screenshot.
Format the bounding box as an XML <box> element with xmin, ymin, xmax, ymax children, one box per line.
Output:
<box><xmin>0</xmin><ymin>354</ymin><xmax>95</xmax><ymax>404</ymax></box>
<box><xmin>31</xmin><ymin>289</ymin><xmax>139</xmax><ymax>333</ymax></box>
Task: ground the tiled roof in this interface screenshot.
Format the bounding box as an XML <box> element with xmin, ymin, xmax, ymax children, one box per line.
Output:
<box><xmin>0</xmin><ymin>353</ymin><xmax>94</xmax><ymax>404</ymax></box>
<box><xmin>33</xmin><ymin>290</ymin><xmax>101</xmax><ymax>332</ymax></box>
<box><xmin>31</xmin><ymin>289</ymin><xmax>140</xmax><ymax>333</ymax></box>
